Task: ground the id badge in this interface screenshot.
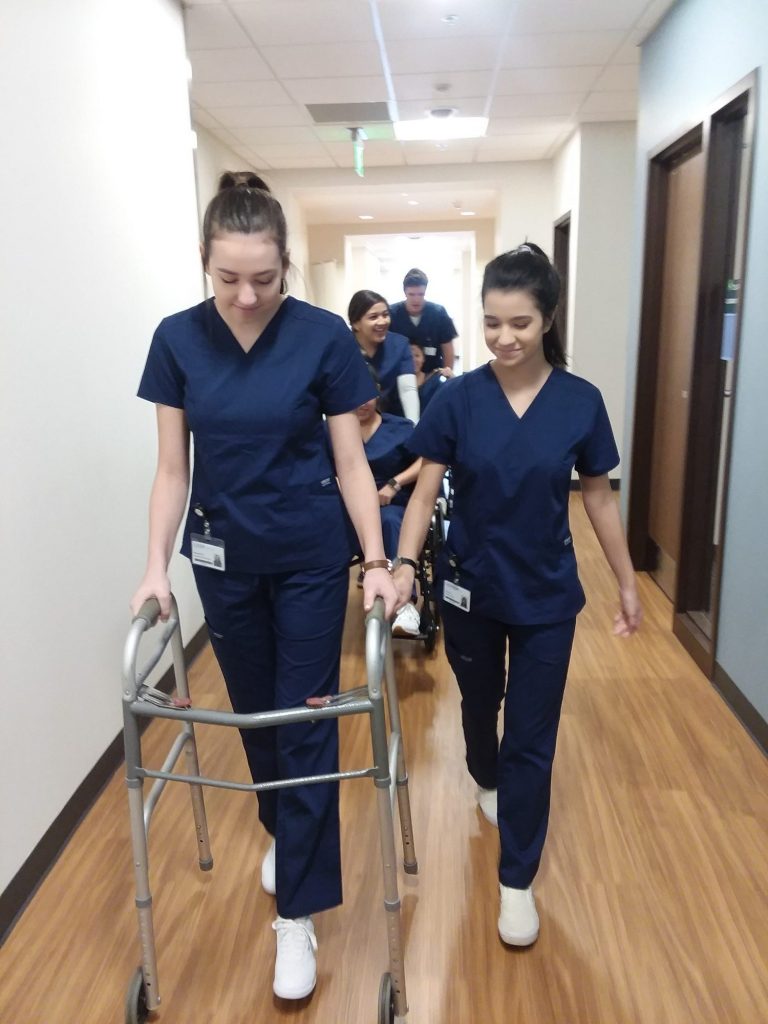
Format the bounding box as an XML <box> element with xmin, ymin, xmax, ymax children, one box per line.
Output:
<box><xmin>190</xmin><ymin>533</ymin><xmax>226</xmax><ymax>571</ymax></box>
<box><xmin>423</xmin><ymin>345</ymin><xmax>437</xmax><ymax>356</ymax></box>
<box><xmin>443</xmin><ymin>579</ymin><xmax>471</xmax><ymax>612</ymax></box>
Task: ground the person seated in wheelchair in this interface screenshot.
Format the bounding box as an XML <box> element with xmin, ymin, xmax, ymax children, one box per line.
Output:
<box><xmin>355</xmin><ymin>396</ymin><xmax>423</xmax><ymax>637</ymax></box>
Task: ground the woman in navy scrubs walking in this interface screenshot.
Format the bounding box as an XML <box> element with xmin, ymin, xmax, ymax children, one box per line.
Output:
<box><xmin>348</xmin><ymin>289</ymin><xmax>419</xmax><ymax>422</ymax></box>
<box><xmin>392</xmin><ymin>243</ymin><xmax>641</xmax><ymax>947</ymax></box>
<box><xmin>131</xmin><ymin>173</ymin><xmax>397</xmax><ymax>1000</ymax></box>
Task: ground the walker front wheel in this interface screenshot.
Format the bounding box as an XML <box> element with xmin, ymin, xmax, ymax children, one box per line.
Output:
<box><xmin>378</xmin><ymin>972</ymin><xmax>395</xmax><ymax>1024</ymax></box>
<box><xmin>125</xmin><ymin>967</ymin><xmax>149</xmax><ymax>1024</ymax></box>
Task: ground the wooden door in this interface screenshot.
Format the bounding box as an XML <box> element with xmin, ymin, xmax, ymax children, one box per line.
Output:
<box><xmin>647</xmin><ymin>151</ymin><xmax>705</xmax><ymax>598</ymax></box>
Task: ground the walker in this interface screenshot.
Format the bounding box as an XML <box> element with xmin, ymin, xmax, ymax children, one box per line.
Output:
<box><xmin>121</xmin><ymin>595</ymin><xmax>417</xmax><ymax>1024</ymax></box>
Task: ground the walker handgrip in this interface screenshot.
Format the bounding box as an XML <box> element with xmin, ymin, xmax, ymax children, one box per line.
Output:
<box><xmin>133</xmin><ymin>598</ymin><xmax>161</xmax><ymax>628</ymax></box>
<box><xmin>365</xmin><ymin>596</ymin><xmax>386</xmax><ymax>626</ymax></box>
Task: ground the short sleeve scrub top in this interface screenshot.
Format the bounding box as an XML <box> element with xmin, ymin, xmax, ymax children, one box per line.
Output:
<box><xmin>409</xmin><ymin>365</ymin><xmax>620</xmax><ymax>624</ymax></box>
<box><xmin>138</xmin><ymin>296</ymin><xmax>377</xmax><ymax>574</ymax></box>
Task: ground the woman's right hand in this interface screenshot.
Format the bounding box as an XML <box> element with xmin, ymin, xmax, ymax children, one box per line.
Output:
<box><xmin>392</xmin><ymin>565</ymin><xmax>416</xmax><ymax>611</ymax></box>
<box><xmin>130</xmin><ymin>569</ymin><xmax>172</xmax><ymax>621</ymax></box>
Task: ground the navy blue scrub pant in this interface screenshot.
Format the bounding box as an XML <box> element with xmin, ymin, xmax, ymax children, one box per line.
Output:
<box><xmin>441</xmin><ymin>602</ymin><xmax>576</xmax><ymax>889</ymax></box>
<box><xmin>193</xmin><ymin>562</ymin><xmax>349</xmax><ymax>920</ymax></box>
<box><xmin>380</xmin><ymin>504</ymin><xmax>405</xmax><ymax>560</ymax></box>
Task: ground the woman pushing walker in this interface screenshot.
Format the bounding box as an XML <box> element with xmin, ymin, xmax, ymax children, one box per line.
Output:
<box><xmin>392</xmin><ymin>243</ymin><xmax>641</xmax><ymax>946</ymax></box>
<box><xmin>131</xmin><ymin>172</ymin><xmax>397</xmax><ymax>1000</ymax></box>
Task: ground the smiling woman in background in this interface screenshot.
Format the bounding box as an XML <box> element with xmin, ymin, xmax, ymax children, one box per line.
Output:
<box><xmin>348</xmin><ymin>289</ymin><xmax>420</xmax><ymax>422</ymax></box>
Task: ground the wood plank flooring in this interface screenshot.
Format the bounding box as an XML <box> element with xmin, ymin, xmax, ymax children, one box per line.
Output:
<box><xmin>1</xmin><ymin>496</ymin><xmax>766</xmax><ymax>1023</ymax></box>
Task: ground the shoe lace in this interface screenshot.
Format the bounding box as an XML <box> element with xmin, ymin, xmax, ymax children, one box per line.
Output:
<box><xmin>273</xmin><ymin>917</ymin><xmax>317</xmax><ymax>956</ymax></box>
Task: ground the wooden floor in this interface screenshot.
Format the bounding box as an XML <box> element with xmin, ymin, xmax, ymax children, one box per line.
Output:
<box><xmin>2</xmin><ymin>496</ymin><xmax>767</xmax><ymax>1024</ymax></box>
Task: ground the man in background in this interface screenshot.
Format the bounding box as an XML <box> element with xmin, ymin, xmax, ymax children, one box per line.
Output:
<box><xmin>389</xmin><ymin>268</ymin><xmax>457</xmax><ymax>374</ymax></box>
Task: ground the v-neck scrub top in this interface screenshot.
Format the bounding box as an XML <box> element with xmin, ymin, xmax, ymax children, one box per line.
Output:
<box><xmin>388</xmin><ymin>301</ymin><xmax>457</xmax><ymax>374</ymax></box>
<box><xmin>409</xmin><ymin>365</ymin><xmax>619</xmax><ymax>624</ymax></box>
<box><xmin>138</xmin><ymin>296</ymin><xmax>377</xmax><ymax>573</ymax></box>
<box><xmin>360</xmin><ymin>331</ymin><xmax>415</xmax><ymax>408</ymax></box>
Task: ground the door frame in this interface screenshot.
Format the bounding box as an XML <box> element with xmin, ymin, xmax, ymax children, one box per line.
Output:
<box><xmin>552</xmin><ymin>211</ymin><xmax>571</xmax><ymax>352</ymax></box>
<box><xmin>628</xmin><ymin>73</ymin><xmax>757</xmax><ymax>676</ymax></box>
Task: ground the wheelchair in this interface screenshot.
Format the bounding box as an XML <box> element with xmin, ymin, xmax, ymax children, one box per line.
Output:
<box><xmin>396</xmin><ymin>486</ymin><xmax>449</xmax><ymax>655</ymax></box>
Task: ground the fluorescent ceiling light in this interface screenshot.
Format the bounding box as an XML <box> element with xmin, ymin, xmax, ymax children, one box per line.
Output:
<box><xmin>394</xmin><ymin>116</ymin><xmax>488</xmax><ymax>142</ymax></box>
<box><xmin>460</xmin><ymin>210</ymin><xmax>476</xmax><ymax>217</ymax></box>
<box><xmin>358</xmin><ymin>214</ymin><xmax>374</xmax><ymax>220</ymax></box>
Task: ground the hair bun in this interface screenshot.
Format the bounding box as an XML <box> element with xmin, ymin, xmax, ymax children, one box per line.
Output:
<box><xmin>217</xmin><ymin>170</ymin><xmax>271</xmax><ymax>194</ymax></box>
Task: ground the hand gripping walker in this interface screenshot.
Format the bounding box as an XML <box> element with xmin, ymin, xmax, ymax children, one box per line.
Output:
<box><xmin>121</xmin><ymin>595</ymin><xmax>417</xmax><ymax>1024</ymax></box>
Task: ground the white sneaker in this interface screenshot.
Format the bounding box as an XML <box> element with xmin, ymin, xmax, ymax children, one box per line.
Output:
<box><xmin>272</xmin><ymin>916</ymin><xmax>318</xmax><ymax>999</ymax></box>
<box><xmin>261</xmin><ymin>838</ymin><xmax>276</xmax><ymax>895</ymax></box>
<box><xmin>498</xmin><ymin>884</ymin><xmax>539</xmax><ymax>946</ymax></box>
<box><xmin>392</xmin><ymin>602</ymin><xmax>421</xmax><ymax>637</ymax></box>
<box><xmin>477</xmin><ymin>787</ymin><xmax>498</xmax><ymax>827</ymax></box>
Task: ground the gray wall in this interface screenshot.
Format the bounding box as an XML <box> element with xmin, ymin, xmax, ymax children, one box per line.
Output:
<box><xmin>625</xmin><ymin>0</ymin><xmax>768</xmax><ymax>720</ymax></box>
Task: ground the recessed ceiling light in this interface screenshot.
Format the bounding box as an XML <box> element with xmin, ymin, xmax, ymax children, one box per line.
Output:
<box><xmin>460</xmin><ymin>210</ymin><xmax>476</xmax><ymax>217</ymax></box>
<box><xmin>407</xmin><ymin>200</ymin><xmax>420</xmax><ymax>206</ymax></box>
<box><xmin>442</xmin><ymin>14</ymin><xmax>459</xmax><ymax>25</ymax></box>
<box><xmin>394</xmin><ymin>116</ymin><xmax>488</xmax><ymax>142</ymax></box>
<box><xmin>358</xmin><ymin>214</ymin><xmax>374</xmax><ymax>220</ymax></box>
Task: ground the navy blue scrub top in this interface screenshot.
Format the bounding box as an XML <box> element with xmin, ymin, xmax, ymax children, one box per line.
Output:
<box><xmin>410</xmin><ymin>365</ymin><xmax>620</xmax><ymax>624</ymax></box>
<box><xmin>359</xmin><ymin>331</ymin><xmax>415</xmax><ymax>418</ymax></box>
<box><xmin>138</xmin><ymin>296</ymin><xmax>377</xmax><ymax>573</ymax></box>
<box><xmin>419</xmin><ymin>371</ymin><xmax>449</xmax><ymax>412</ymax></box>
<box><xmin>388</xmin><ymin>301</ymin><xmax>457</xmax><ymax>374</ymax></box>
<box><xmin>363</xmin><ymin>414</ymin><xmax>416</xmax><ymax>508</ymax></box>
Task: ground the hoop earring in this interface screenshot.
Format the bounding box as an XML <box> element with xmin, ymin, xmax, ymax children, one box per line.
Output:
<box><xmin>280</xmin><ymin>278</ymin><xmax>288</xmax><ymax>295</ymax></box>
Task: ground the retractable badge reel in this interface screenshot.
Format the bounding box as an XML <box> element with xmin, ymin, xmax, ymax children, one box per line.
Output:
<box><xmin>190</xmin><ymin>505</ymin><xmax>226</xmax><ymax>571</ymax></box>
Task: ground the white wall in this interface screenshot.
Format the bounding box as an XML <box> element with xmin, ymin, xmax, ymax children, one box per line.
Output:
<box><xmin>627</xmin><ymin>0</ymin><xmax>768</xmax><ymax>722</ymax></box>
<box><xmin>570</xmin><ymin>123</ymin><xmax>636</xmax><ymax>471</ymax></box>
<box><xmin>553</xmin><ymin>131</ymin><xmax>581</xmax><ymax>358</ymax></box>
<box><xmin>0</xmin><ymin>0</ymin><xmax>205</xmax><ymax>893</ymax></box>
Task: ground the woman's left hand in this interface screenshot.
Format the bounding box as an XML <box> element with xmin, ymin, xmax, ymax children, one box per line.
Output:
<box><xmin>613</xmin><ymin>584</ymin><xmax>642</xmax><ymax>637</ymax></box>
<box><xmin>362</xmin><ymin>566</ymin><xmax>399</xmax><ymax>618</ymax></box>
<box><xmin>378</xmin><ymin>486</ymin><xmax>395</xmax><ymax>507</ymax></box>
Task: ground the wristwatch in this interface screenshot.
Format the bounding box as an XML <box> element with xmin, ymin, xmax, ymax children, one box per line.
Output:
<box><xmin>393</xmin><ymin>556</ymin><xmax>418</xmax><ymax>572</ymax></box>
<box><xmin>386</xmin><ymin>478</ymin><xmax>402</xmax><ymax>492</ymax></box>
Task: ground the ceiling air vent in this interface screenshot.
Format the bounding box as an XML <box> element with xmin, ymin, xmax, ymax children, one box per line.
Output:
<box><xmin>306</xmin><ymin>102</ymin><xmax>391</xmax><ymax>125</ymax></box>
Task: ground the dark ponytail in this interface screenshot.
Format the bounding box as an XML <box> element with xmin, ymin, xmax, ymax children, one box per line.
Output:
<box><xmin>201</xmin><ymin>170</ymin><xmax>288</xmax><ymax>267</ymax></box>
<box><xmin>482</xmin><ymin>243</ymin><xmax>566</xmax><ymax>367</ymax></box>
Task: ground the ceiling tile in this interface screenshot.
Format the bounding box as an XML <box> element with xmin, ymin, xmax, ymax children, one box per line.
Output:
<box><xmin>229</xmin><ymin>125</ymin><xmax>323</xmax><ymax>146</ymax></box>
<box><xmin>579</xmin><ymin>90</ymin><xmax>638</xmax><ymax>114</ymax></box>
<box><xmin>189</xmin><ymin>48</ymin><xmax>276</xmax><ymax>82</ymax></box>
<box><xmin>231</xmin><ymin>1</ymin><xmax>375</xmax><ymax>44</ymax></box>
<box><xmin>259</xmin><ymin>42</ymin><xmax>382</xmax><ymax>79</ymax></box>
<box><xmin>404</xmin><ymin>148</ymin><xmax>480</xmax><ymax>165</ymax></box>
<box><xmin>486</xmin><ymin>116</ymin><xmax>574</xmax><ymax>136</ymax></box>
<box><xmin>255</xmin><ymin>143</ymin><xmax>332</xmax><ymax>161</ymax></box>
<box><xmin>283</xmin><ymin>77</ymin><xmax>389</xmax><ymax>105</ymax></box>
<box><xmin>636</xmin><ymin>0</ymin><xmax>678</xmax><ymax>32</ymax></box>
<box><xmin>392</xmin><ymin>71</ymin><xmax>493</xmax><ymax>102</ymax></box>
<box><xmin>612</xmin><ymin>39</ymin><xmax>641</xmax><ymax>64</ymax></box>
<box><xmin>184</xmin><ymin>6</ymin><xmax>253</xmax><ymax>49</ymax></box>
<box><xmin>502</xmin><ymin>31</ymin><xmax>625</xmax><ymax>68</ymax></box>
<box><xmin>378</xmin><ymin>0</ymin><xmax>515</xmax><ymax>39</ymax></box>
<box><xmin>324</xmin><ymin>141</ymin><xmax>406</xmax><ymax>168</ymax></box>
<box><xmin>191</xmin><ymin>80</ymin><xmax>294</xmax><ymax>107</ymax></box>
<box><xmin>490</xmin><ymin>93</ymin><xmax>582</xmax><ymax>117</ymax></box>
<box><xmin>577</xmin><ymin>109</ymin><xmax>637</xmax><ymax>123</ymax></box>
<box><xmin>206</xmin><ymin>104</ymin><xmax>314</xmax><ymax>128</ymax></box>
<box><xmin>387</xmin><ymin>37</ymin><xmax>501</xmax><ymax>75</ymax></box>
<box><xmin>477</xmin><ymin>133</ymin><xmax>559</xmax><ymax>151</ymax></box>
<box><xmin>264</xmin><ymin>154</ymin><xmax>337</xmax><ymax>169</ymax></box>
<box><xmin>591</xmin><ymin>64</ymin><xmax>640</xmax><ymax>91</ymax></box>
<box><xmin>495</xmin><ymin>66</ymin><xmax>602</xmax><ymax>95</ymax></box>
<box><xmin>396</xmin><ymin>97</ymin><xmax>487</xmax><ymax>120</ymax></box>
<box><xmin>508</xmin><ymin>0</ymin><xmax>647</xmax><ymax>34</ymax></box>
<box><xmin>192</xmin><ymin>107</ymin><xmax>227</xmax><ymax>132</ymax></box>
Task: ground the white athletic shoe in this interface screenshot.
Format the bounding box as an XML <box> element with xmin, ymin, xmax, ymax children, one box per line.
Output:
<box><xmin>272</xmin><ymin>916</ymin><xmax>318</xmax><ymax>999</ymax></box>
<box><xmin>498</xmin><ymin>884</ymin><xmax>539</xmax><ymax>946</ymax></box>
<box><xmin>261</xmin><ymin>838</ymin><xmax>276</xmax><ymax>895</ymax></box>
<box><xmin>477</xmin><ymin>787</ymin><xmax>498</xmax><ymax>827</ymax></box>
<box><xmin>392</xmin><ymin>602</ymin><xmax>421</xmax><ymax>637</ymax></box>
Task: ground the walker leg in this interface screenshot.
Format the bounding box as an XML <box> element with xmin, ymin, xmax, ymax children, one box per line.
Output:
<box><xmin>384</xmin><ymin>637</ymin><xmax>418</xmax><ymax>873</ymax></box>
<box><xmin>375</xmin><ymin>781</ymin><xmax>408</xmax><ymax>1020</ymax></box>
<box><xmin>126</xmin><ymin>780</ymin><xmax>161</xmax><ymax>1012</ymax></box>
<box><xmin>182</xmin><ymin>725</ymin><xmax>213</xmax><ymax>870</ymax></box>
